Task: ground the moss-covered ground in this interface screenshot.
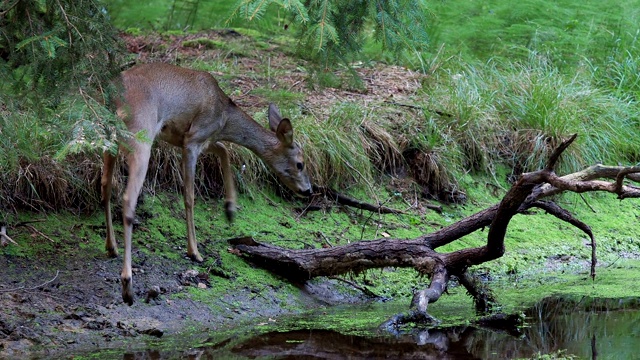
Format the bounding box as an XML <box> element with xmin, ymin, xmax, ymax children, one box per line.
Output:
<box><xmin>2</xmin><ymin>6</ymin><xmax>640</xmax><ymax>357</ymax></box>
<box><xmin>2</xmin><ymin>168</ymin><xmax>639</xmax><ymax>358</ymax></box>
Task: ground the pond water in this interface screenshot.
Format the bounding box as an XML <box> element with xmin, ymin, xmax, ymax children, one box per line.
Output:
<box><xmin>112</xmin><ymin>297</ymin><xmax>639</xmax><ymax>359</ymax></box>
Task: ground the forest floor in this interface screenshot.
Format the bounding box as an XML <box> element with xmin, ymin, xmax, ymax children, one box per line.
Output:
<box><xmin>2</xmin><ymin>30</ymin><xmax>640</xmax><ymax>359</ymax></box>
<box><xmin>0</xmin><ymin>232</ymin><xmax>372</xmax><ymax>358</ymax></box>
<box><xmin>0</xmin><ymin>30</ymin><xmax>423</xmax><ymax>358</ymax></box>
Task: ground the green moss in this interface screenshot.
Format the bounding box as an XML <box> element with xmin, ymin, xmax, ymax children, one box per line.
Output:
<box><xmin>161</xmin><ymin>29</ymin><xmax>187</xmax><ymax>37</ymax></box>
<box><xmin>492</xmin><ymin>260</ymin><xmax>640</xmax><ymax>314</ymax></box>
<box><xmin>7</xmin><ymin>174</ymin><xmax>639</xmax><ymax>301</ymax></box>
<box><xmin>234</xmin><ymin>28</ymin><xmax>268</xmax><ymax>40</ymax></box>
<box><xmin>4</xmin><ymin>169</ymin><xmax>639</xmax><ymax>359</ymax></box>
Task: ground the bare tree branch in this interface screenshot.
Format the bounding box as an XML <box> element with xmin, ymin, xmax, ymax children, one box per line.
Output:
<box><xmin>311</xmin><ymin>185</ymin><xmax>404</xmax><ymax>214</ymax></box>
<box><xmin>229</xmin><ymin>134</ymin><xmax>640</xmax><ymax>328</ymax></box>
<box><xmin>530</xmin><ymin>200</ymin><xmax>596</xmax><ymax>278</ymax></box>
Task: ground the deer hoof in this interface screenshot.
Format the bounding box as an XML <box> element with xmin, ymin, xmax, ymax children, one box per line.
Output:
<box><xmin>106</xmin><ymin>247</ymin><xmax>119</xmax><ymax>258</ymax></box>
<box><xmin>188</xmin><ymin>252</ymin><xmax>204</xmax><ymax>263</ymax></box>
<box><xmin>122</xmin><ymin>277</ymin><xmax>134</xmax><ymax>306</ymax></box>
<box><xmin>224</xmin><ymin>201</ymin><xmax>236</xmax><ymax>223</ymax></box>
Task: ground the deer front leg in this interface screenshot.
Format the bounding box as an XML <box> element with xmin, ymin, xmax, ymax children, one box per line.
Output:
<box><xmin>205</xmin><ymin>141</ymin><xmax>237</xmax><ymax>222</ymax></box>
<box><xmin>101</xmin><ymin>150</ymin><xmax>118</xmax><ymax>257</ymax></box>
<box><xmin>182</xmin><ymin>145</ymin><xmax>204</xmax><ymax>262</ymax></box>
<box><xmin>120</xmin><ymin>143</ymin><xmax>152</xmax><ymax>305</ymax></box>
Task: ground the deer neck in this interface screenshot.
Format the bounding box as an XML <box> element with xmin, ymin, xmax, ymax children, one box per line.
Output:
<box><xmin>220</xmin><ymin>102</ymin><xmax>278</xmax><ymax>157</ymax></box>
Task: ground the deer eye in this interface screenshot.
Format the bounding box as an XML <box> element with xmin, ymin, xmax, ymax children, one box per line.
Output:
<box><xmin>296</xmin><ymin>162</ymin><xmax>304</xmax><ymax>171</ymax></box>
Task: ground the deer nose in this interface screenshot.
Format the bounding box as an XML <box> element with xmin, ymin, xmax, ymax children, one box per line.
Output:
<box><xmin>300</xmin><ymin>188</ymin><xmax>312</xmax><ymax>197</ymax></box>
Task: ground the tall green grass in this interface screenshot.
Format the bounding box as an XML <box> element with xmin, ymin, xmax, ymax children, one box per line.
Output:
<box><xmin>421</xmin><ymin>54</ymin><xmax>640</xmax><ymax>177</ymax></box>
<box><xmin>3</xmin><ymin>0</ymin><xmax>640</xmax><ymax>212</ymax></box>
<box><xmin>589</xmin><ymin>31</ymin><xmax>640</xmax><ymax>101</ymax></box>
<box><xmin>4</xmin><ymin>44</ymin><xmax>640</xmax><ymax>212</ymax></box>
<box><xmin>427</xmin><ymin>0</ymin><xmax>640</xmax><ymax>70</ymax></box>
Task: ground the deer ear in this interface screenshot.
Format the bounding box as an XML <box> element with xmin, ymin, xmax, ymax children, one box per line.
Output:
<box><xmin>268</xmin><ymin>103</ymin><xmax>283</xmax><ymax>132</ymax></box>
<box><xmin>276</xmin><ymin>118</ymin><xmax>294</xmax><ymax>146</ymax></box>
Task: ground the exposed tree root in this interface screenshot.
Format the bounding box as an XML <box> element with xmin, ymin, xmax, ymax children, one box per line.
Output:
<box><xmin>380</xmin><ymin>309</ymin><xmax>440</xmax><ymax>333</ymax></box>
<box><xmin>229</xmin><ymin>134</ymin><xmax>640</xmax><ymax>329</ymax></box>
<box><xmin>473</xmin><ymin>312</ymin><xmax>525</xmax><ymax>336</ymax></box>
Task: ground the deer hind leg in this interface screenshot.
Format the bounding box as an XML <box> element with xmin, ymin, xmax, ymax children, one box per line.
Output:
<box><xmin>205</xmin><ymin>141</ymin><xmax>237</xmax><ymax>222</ymax></box>
<box><xmin>121</xmin><ymin>141</ymin><xmax>152</xmax><ymax>305</ymax></box>
<box><xmin>102</xmin><ymin>150</ymin><xmax>118</xmax><ymax>257</ymax></box>
<box><xmin>182</xmin><ymin>145</ymin><xmax>204</xmax><ymax>262</ymax></box>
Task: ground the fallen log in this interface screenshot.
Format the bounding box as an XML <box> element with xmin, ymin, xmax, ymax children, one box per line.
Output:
<box><xmin>229</xmin><ymin>134</ymin><xmax>640</xmax><ymax>328</ymax></box>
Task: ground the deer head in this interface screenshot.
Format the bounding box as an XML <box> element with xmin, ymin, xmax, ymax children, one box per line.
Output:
<box><xmin>264</xmin><ymin>104</ymin><xmax>312</xmax><ymax>197</ymax></box>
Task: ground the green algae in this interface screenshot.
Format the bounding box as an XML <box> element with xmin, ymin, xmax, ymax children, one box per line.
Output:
<box><xmin>493</xmin><ymin>260</ymin><xmax>640</xmax><ymax>313</ymax></box>
<box><xmin>5</xmin><ymin>177</ymin><xmax>640</xmax><ymax>311</ymax></box>
<box><xmin>4</xmin><ymin>170</ymin><xmax>640</xmax><ymax>360</ymax></box>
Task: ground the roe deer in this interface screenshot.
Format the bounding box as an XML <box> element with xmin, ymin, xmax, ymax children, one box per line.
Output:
<box><xmin>101</xmin><ymin>63</ymin><xmax>312</xmax><ymax>305</ymax></box>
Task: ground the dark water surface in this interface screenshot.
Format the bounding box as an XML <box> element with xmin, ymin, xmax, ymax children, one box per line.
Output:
<box><xmin>108</xmin><ymin>298</ymin><xmax>639</xmax><ymax>359</ymax></box>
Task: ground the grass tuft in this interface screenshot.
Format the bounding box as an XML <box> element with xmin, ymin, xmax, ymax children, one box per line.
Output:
<box><xmin>421</xmin><ymin>54</ymin><xmax>640</xmax><ymax>179</ymax></box>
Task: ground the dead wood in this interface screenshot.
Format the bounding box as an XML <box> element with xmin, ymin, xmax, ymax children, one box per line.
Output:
<box><xmin>455</xmin><ymin>271</ymin><xmax>497</xmax><ymax>314</ymax></box>
<box><xmin>23</xmin><ymin>224</ymin><xmax>55</xmax><ymax>242</ymax></box>
<box><xmin>0</xmin><ymin>270</ymin><xmax>59</xmax><ymax>292</ymax></box>
<box><xmin>1</xmin><ymin>218</ymin><xmax>53</xmax><ymax>247</ymax></box>
<box><xmin>229</xmin><ymin>134</ymin><xmax>640</xmax><ymax>329</ymax></box>
<box><xmin>309</xmin><ymin>185</ymin><xmax>404</xmax><ymax>214</ymax></box>
<box><xmin>424</xmin><ymin>203</ymin><xmax>443</xmax><ymax>213</ymax></box>
<box><xmin>1</xmin><ymin>225</ymin><xmax>17</xmax><ymax>247</ymax></box>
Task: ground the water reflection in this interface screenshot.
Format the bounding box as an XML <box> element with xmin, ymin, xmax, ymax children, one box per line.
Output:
<box><xmin>117</xmin><ymin>298</ymin><xmax>640</xmax><ymax>359</ymax></box>
<box><xmin>232</xmin><ymin>328</ymin><xmax>483</xmax><ymax>359</ymax></box>
<box><xmin>521</xmin><ymin>297</ymin><xmax>640</xmax><ymax>359</ymax></box>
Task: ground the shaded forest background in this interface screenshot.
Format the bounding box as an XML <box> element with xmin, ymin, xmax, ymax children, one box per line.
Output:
<box><xmin>1</xmin><ymin>0</ymin><xmax>639</xmax><ymax>217</ymax></box>
<box><xmin>0</xmin><ymin>1</ymin><xmax>639</xmax><ymax>352</ymax></box>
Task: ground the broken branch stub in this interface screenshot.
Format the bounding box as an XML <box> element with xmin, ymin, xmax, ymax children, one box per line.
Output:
<box><xmin>1</xmin><ymin>225</ymin><xmax>17</xmax><ymax>247</ymax></box>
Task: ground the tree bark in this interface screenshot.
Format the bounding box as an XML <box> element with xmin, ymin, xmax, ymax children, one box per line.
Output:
<box><xmin>229</xmin><ymin>135</ymin><xmax>640</xmax><ymax>327</ymax></box>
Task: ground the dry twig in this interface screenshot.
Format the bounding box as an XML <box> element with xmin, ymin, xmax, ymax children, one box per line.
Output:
<box><xmin>0</xmin><ymin>270</ymin><xmax>60</xmax><ymax>292</ymax></box>
<box><xmin>312</xmin><ymin>185</ymin><xmax>404</xmax><ymax>214</ymax></box>
<box><xmin>25</xmin><ymin>225</ymin><xmax>55</xmax><ymax>242</ymax></box>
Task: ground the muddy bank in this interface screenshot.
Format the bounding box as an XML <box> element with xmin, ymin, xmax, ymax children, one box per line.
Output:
<box><xmin>2</xmin><ymin>219</ymin><xmax>640</xmax><ymax>358</ymax></box>
<box><xmin>0</xmin><ymin>242</ymin><xmax>369</xmax><ymax>359</ymax></box>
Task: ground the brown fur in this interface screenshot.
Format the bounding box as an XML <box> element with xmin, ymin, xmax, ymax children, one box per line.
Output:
<box><xmin>101</xmin><ymin>63</ymin><xmax>311</xmax><ymax>305</ymax></box>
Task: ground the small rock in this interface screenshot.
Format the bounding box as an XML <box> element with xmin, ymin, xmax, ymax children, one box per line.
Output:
<box><xmin>85</xmin><ymin>322</ymin><xmax>101</xmax><ymax>330</ymax></box>
<box><xmin>116</xmin><ymin>321</ymin><xmax>129</xmax><ymax>330</ymax></box>
<box><xmin>183</xmin><ymin>269</ymin><xmax>199</xmax><ymax>277</ymax></box>
<box><xmin>145</xmin><ymin>286</ymin><xmax>161</xmax><ymax>303</ymax></box>
<box><xmin>141</xmin><ymin>328</ymin><xmax>163</xmax><ymax>338</ymax></box>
